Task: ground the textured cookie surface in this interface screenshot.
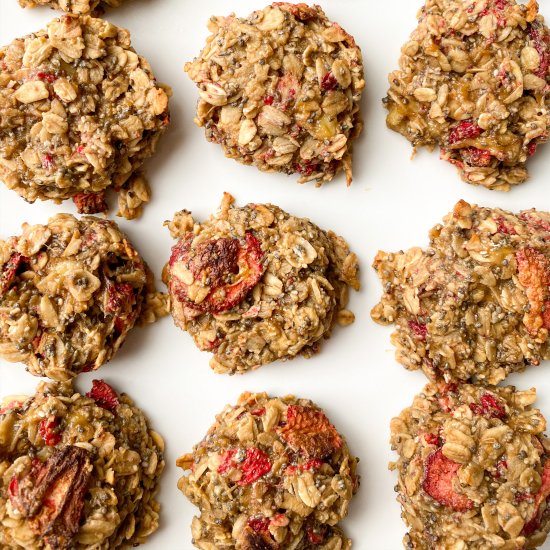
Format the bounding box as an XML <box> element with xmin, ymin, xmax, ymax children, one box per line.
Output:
<box><xmin>0</xmin><ymin>14</ymin><xmax>170</xmax><ymax>218</ymax></box>
<box><xmin>0</xmin><ymin>214</ymin><xmax>167</xmax><ymax>380</ymax></box>
<box><xmin>185</xmin><ymin>2</ymin><xmax>364</xmax><ymax>185</ymax></box>
<box><xmin>0</xmin><ymin>380</ymin><xmax>165</xmax><ymax>549</ymax></box>
<box><xmin>371</xmin><ymin>200</ymin><xmax>550</xmax><ymax>384</ymax></box>
<box><xmin>177</xmin><ymin>391</ymin><xmax>358</xmax><ymax>549</ymax></box>
<box><xmin>18</xmin><ymin>0</ymin><xmax>123</xmax><ymax>14</ymax></box>
<box><xmin>390</xmin><ymin>383</ymin><xmax>550</xmax><ymax>549</ymax></box>
<box><xmin>165</xmin><ymin>193</ymin><xmax>359</xmax><ymax>374</ymax></box>
<box><xmin>385</xmin><ymin>0</ymin><xmax>550</xmax><ymax>190</ymax></box>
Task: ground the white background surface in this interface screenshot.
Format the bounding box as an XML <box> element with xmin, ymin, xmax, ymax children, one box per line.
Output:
<box><xmin>1</xmin><ymin>1</ymin><xmax>549</xmax><ymax>548</ymax></box>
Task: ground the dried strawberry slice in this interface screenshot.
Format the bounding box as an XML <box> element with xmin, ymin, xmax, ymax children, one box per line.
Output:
<box><xmin>448</xmin><ymin>121</ymin><xmax>483</xmax><ymax>145</ymax></box>
<box><xmin>248</xmin><ymin>516</ymin><xmax>270</xmax><ymax>532</ymax></box>
<box><xmin>39</xmin><ymin>416</ymin><xmax>62</xmax><ymax>447</ymax></box>
<box><xmin>272</xmin><ymin>2</ymin><xmax>318</xmax><ymax>21</ymax></box>
<box><xmin>516</xmin><ymin>247</ymin><xmax>550</xmax><ymax>334</ymax></box>
<box><xmin>217</xmin><ymin>447</ymin><xmax>272</xmax><ymax>485</ymax></box>
<box><xmin>529</xmin><ymin>21</ymin><xmax>550</xmax><ymax>79</ymax></box>
<box><xmin>104</xmin><ymin>281</ymin><xmax>135</xmax><ymax>314</ymax></box>
<box><xmin>0</xmin><ymin>400</ymin><xmax>23</xmax><ymax>415</ymax></box>
<box><xmin>423</xmin><ymin>448</ymin><xmax>473</xmax><ymax>512</ymax></box>
<box><xmin>9</xmin><ymin>446</ymin><xmax>92</xmax><ymax>548</ymax></box>
<box><xmin>460</xmin><ymin>147</ymin><xmax>493</xmax><ymax>167</ymax></box>
<box><xmin>306</xmin><ymin>524</ymin><xmax>328</xmax><ymax>544</ymax></box>
<box><xmin>86</xmin><ymin>379</ymin><xmax>119</xmax><ymax>412</ymax></box>
<box><xmin>239</xmin><ymin>448</ymin><xmax>272</xmax><ymax>485</ymax></box>
<box><xmin>284</xmin><ymin>458</ymin><xmax>323</xmax><ymax>476</ymax></box>
<box><xmin>408</xmin><ymin>320</ymin><xmax>427</xmax><ymax>341</ymax></box>
<box><xmin>496</xmin><ymin>216</ymin><xmax>517</xmax><ymax>235</ymax></box>
<box><xmin>320</xmin><ymin>72</ymin><xmax>338</xmax><ymax>92</ymax></box>
<box><xmin>72</xmin><ymin>192</ymin><xmax>108</xmax><ymax>215</ymax></box>
<box><xmin>523</xmin><ymin>460</ymin><xmax>550</xmax><ymax>535</ymax></box>
<box><xmin>170</xmin><ymin>231</ymin><xmax>264</xmax><ymax>314</ymax></box>
<box><xmin>278</xmin><ymin>405</ymin><xmax>342</xmax><ymax>460</ymax></box>
<box><xmin>519</xmin><ymin>212</ymin><xmax>550</xmax><ymax>237</ymax></box>
<box><xmin>1</xmin><ymin>252</ymin><xmax>28</xmax><ymax>295</ymax></box>
<box><xmin>469</xmin><ymin>392</ymin><xmax>506</xmax><ymax>420</ymax></box>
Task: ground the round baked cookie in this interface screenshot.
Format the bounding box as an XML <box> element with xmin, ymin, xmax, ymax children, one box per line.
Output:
<box><xmin>390</xmin><ymin>382</ymin><xmax>550</xmax><ymax>549</ymax></box>
<box><xmin>0</xmin><ymin>213</ymin><xmax>167</xmax><ymax>381</ymax></box>
<box><xmin>384</xmin><ymin>0</ymin><xmax>550</xmax><ymax>191</ymax></box>
<box><xmin>185</xmin><ymin>3</ymin><xmax>364</xmax><ymax>186</ymax></box>
<box><xmin>0</xmin><ymin>379</ymin><xmax>165</xmax><ymax>549</ymax></box>
<box><xmin>177</xmin><ymin>391</ymin><xmax>358</xmax><ymax>550</ymax></box>
<box><xmin>371</xmin><ymin>200</ymin><xmax>550</xmax><ymax>384</ymax></box>
<box><xmin>0</xmin><ymin>14</ymin><xmax>170</xmax><ymax>219</ymax></box>
<box><xmin>164</xmin><ymin>193</ymin><xmax>360</xmax><ymax>375</ymax></box>
<box><xmin>18</xmin><ymin>0</ymin><xmax>123</xmax><ymax>14</ymax></box>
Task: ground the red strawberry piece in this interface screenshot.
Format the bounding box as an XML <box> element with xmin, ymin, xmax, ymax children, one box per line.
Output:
<box><xmin>408</xmin><ymin>320</ymin><xmax>427</xmax><ymax>341</ymax></box>
<box><xmin>523</xmin><ymin>460</ymin><xmax>550</xmax><ymax>535</ymax></box>
<box><xmin>1</xmin><ymin>252</ymin><xmax>28</xmax><ymax>295</ymax></box>
<box><xmin>217</xmin><ymin>448</ymin><xmax>272</xmax><ymax>485</ymax></box>
<box><xmin>496</xmin><ymin>216</ymin><xmax>517</xmax><ymax>235</ymax></box>
<box><xmin>248</xmin><ymin>516</ymin><xmax>270</xmax><ymax>532</ymax></box>
<box><xmin>272</xmin><ymin>2</ymin><xmax>318</xmax><ymax>21</ymax></box>
<box><xmin>424</xmin><ymin>433</ymin><xmax>440</xmax><ymax>446</ymax></box>
<box><xmin>86</xmin><ymin>380</ymin><xmax>119</xmax><ymax>412</ymax></box>
<box><xmin>278</xmin><ymin>405</ymin><xmax>342</xmax><ymax>459</ymax></box>
<box><xmin>0</xmin><ymin>400</ymin><xmax>23</xmax><ymax>415</ymax></box>
<box><xmin>423</xmin><ymin>448</ymin><xmax>473</xmax><ymax>511</ymax></box>
<box><xmin>42</xmin><ymin>154</ymin><xmax>55</xmax><ymax>170</ymax></box>
<box><xmin>39</xmin><ymin>416</ymin><xmax>62</xmax><ymax>446</ymax></box>
<box><xmin>519</xmin><ymin>212</ymin><xmax>550</xmax><ymax>236</ymax></box>
<box><xmin>250</xmin><ymin>407</ymin><xmax>266</xmax><ymax>416</ymax></box>
<box><xmin>461</xmin><ymin>147</ymin><xmax>493</xmax><ymax>167</ymax></box>
<box><xmin>529</xmin><ymin>22</ymin><xmax>550</xmax><ymax>79</ymax></box>
<box><xmin>263</xmin><ymin>95</ymin><xmax>274</xmax><ymax>105</ymax></box>
<box><xmin>169</xmin><ymin>232</ymin><xmax>264</xmax><ymax>314</ymax></box>
<box><xmin>217</xmin><ymin>449</ymin><xmax>238</xmax><ymax>475</ymax></box>
<box><xmin>516</xmin><ymin>247</ymin><xmax>550</xmax><ymax>334</ymax></box>
<box><xmin>307</xmin><ymin>525</ymin><xmax>327</xmax><ymax>544</ymax></box>
<box><xmin>495</xmin><ymin>459</ymin><xmax>508</xmax><ymax>479</ymax></box>
<box><xmin>37</xmin><ymin>71</ymin><xmax>56</xmax><ymax>83</ymax></box>
<box><xmin>528</xmin><ymin>141</ymin><xmax>538</xmax><ymax>157</ymax></box>
<box><xmin>294</xmin><ymin>160</ymin><xmax>320</xmax><ymax>177</ymax></box>
<box><xmin>320</xmin><ymin>72</ymin><xmax>338</xmax><ymax>92</ymax></box>
<box><xmin>72</xmin><ymin>192</ymin><xmax>108</xmax><ymax>215</ymax></box>
<box><xmin>105</xmin><ymin>282</ymin><xmax>135</xmax><ymax>314</ymax></box>
<box><xmin>8</xmin><ymin>446</ymin><xmax>91</xmax><ymax>546</ymax></box>
<box><xmin>239</xmin><ymin>448</ymin><xmax>272</xmax><ymax>485</ymax></box>
<box><xmin>285</xmin><ymin>458</ymin><xmax>323</xmax><ymax>476</ymax></box>
<box><xmin>448</xmin><ymin>121</ymin><xmax>483</xmax><ymax>145</ymax></box>
<box><xmin>469</xmin><ymin>393</ymin><xmax>506</xmax><ymax>420</ymax></box>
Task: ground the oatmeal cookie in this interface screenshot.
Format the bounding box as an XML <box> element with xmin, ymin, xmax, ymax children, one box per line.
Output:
<box><xmin>371</xmin><ymin>200</ymin><xmax>550</xmax><ymax>384</ymax></box>
<box><xmin>0</xmin><ymin>14</ymin><xmax>170</xmax><ymax>219</ymax></box>
<box><xmin>390</xmin><ymin>382</ymin><xmax>550</xmax><ymax>549</ymax></box>
<box><xmin>177</xmin><ymin>391</ymin><xmax>358</xmax><ymax>550</ymax></box>
<box><xmin>185</xmin><ymin>3</ymin><xmax>364</xmax><ymax>186</ymax></box>
<box><xmin>0</xmin><ymin>214</ymin><xmax>168</xmax><ymax>381</ymax></box>
<box><xmin>385</xmin><ymin>0</ymin><xmax>550</xmax><ymax>191</ymax></box>
<box><xmin>18</xmin><ymin>0</ymin><xmax>123</xmax><ymax>15</ymax></box>
<box><xmin>164</xmin><ymin>193</ymin><xmax>360</xmax><ymax>375</ymax></box>
<box><xmin>0</xmin><ymin>379</ymin><xmax>165</xmax><ymax>549</ymax></box>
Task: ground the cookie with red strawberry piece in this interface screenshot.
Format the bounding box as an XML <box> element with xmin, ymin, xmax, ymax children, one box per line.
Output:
<box><xmin>0</xmin><ymin>14</ymin><xmax>170</xmax><ymax>218</ymax></box>
<box><xmin>164</xmin><ymin>193</ymin><xmax>359</xmax><ymax>374</ymax></box>
<box><xmin>185</xmin><ymin>3</ymin><xmax>364</xmax><ymax>186</ymax></box>
<box><xmin>390</xmin><ymin>382</ymin><xmax>550</xmax><ymax>549</ymax></box>
<box><xmin>372</xmin><ymin>200</ymin><xmax>550</xmax><ymax>384</ymax></box>
<box><xmin>0</xmin><ymin>380</ymin><xmax>165</xmax><ymax>549</ymax></box>
<box><xmin>0</xmin><ymin>214</ymin><xmax>167</xmax><ymax>380</ymax></box>
<box><xmin>385</xmin><ymin>0</ymin><xmax>550</xmax><ymax>191</ymax></box>
<box><xmin>177</xmin><ymin>391</ymin><xmax>358</xmax><ymax>550</ymax></box>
